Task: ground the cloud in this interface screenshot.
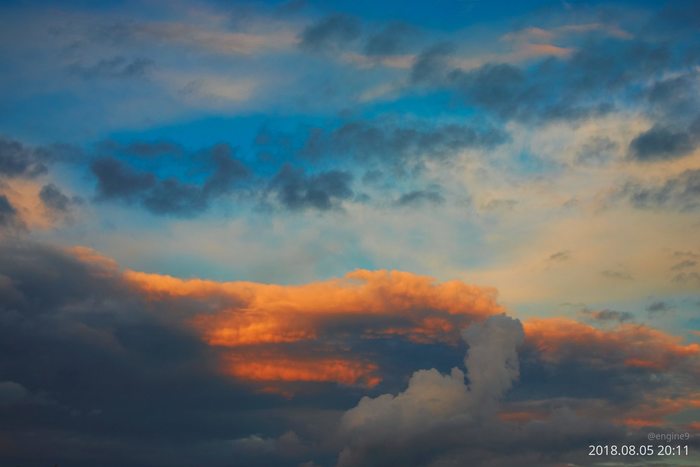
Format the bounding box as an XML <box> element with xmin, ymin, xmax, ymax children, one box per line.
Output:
<box><xmin>501</xmin><ymin>23</ymin><xmax>632</xmax><ymax>44</ymax></box>
<box><xmin>647</xmin><ymin>300</ymin><xmax>672</xmax><ymax>314</ymax></box>
<box><xmin>672</xmin><ymin>271</ymin><xmax>700</xmax><ymax>285</ymax></box>
<box><xmin>480</xmin><ymin>198</ymin><xmax>517</xmax><ymax>213</ymax></box>
<box><xmin>39</xmin><ymin>183</ymin><xmax>79</xmax><ymax>213</ymax></box>
<box><xmin>601</xmin><ymin>269</ymin><xmax>633</xmax><ymax>280</ymax></box>
<box><xmin>231</xmin><ymin>431</ymin><xmax>307</xmax><ymax>464</ymax></box>
<box><xmin>299</xmin><ymin>14</ymin><xmax>361</xmax><ymax>52</ymax></box>
<box><xmin>91</xmin><ymin>144</ymin><xmax>249</xmax><ymax>216</ymax></box>
<box><xmin>298</xmin><ymin>120</ymin><xmax>507</xmax><ymax>169</ymax></box>
<box><xmin>668</xmin><ymin>252</ymin><xmax>700</xmax><ymax>284</ymax></box>
<box><xmin>337</xmin><ymin>315</ymin><xmax>525</xmax><ymax>466</ymax></box>
<box><xmin>621</xmin><ymin>169</ymin><xmax>700</xmax><ymax>212</ymax></box>
<box><xmin>68</xmin><ymin>56</ymin><xmax>155</xmax><ymax>79</ymax></box>
<box><xmin>575</xmin><ymin>136</ymin><xmax>618</xmax><ymax>165</ymax></box>
<box><xmin>97</xmin><ymin>139</ymin><xmax>185</xmax><ymax>158</ymax></box>
<box><xmin>671</xmin><ymin>259</ymin><xmax>697</xmax><ymax>271</ymax></box>
<box><xmin>461</xmin><ymin>315</ymin><xmax>525</xmax><ymax>408</ymax></box>
<box><xmin>578</xmin><ymin>308</ymin><xmax>634</xmax><ymax>323</ymax></box>
<box><xmin>125</xmin><ymin>267</ymin><xmax>504</xmax><ymax>392</ymax></box>
<box><xmin>110</xmin><ymin>17</ymin><xmax>297</xmax><ymax>55</ymax></box>
<box><xmin>91</xmin><ymin>157</ymin><xmax>156</xmax><ymax>200</ymax></box>
<box><xmin>394</xmin><ymin>189</ymin><xmax>444</xmax><ymax>207</ymax></box>
<box><xmin>364</xmin><ymin>22</ymin><xmax>415</xmax><ymax>57</ymax></box>
<box><xmin>645</xmin><ymin>71</ymin><xmax>700</xmax><ymax>123</ymax></box>
<box><xmin>547</xmin><ymin>250</ymin><xmax>570</xmax><ymax>262</ymax></box>
<box><xmin>0</xmin><ymin>239</ymin><xmax>297</xmax><ymax>466</ymax></box>
<box><xmin>0</xmin><ymin>381</ymin><xmax>28</xmax><ymax>405</ymax></box>
<box><xmin>268</xmin><ymin>165</ymin><xmax>353</xmax><ymax>211</ymax></box>
<box><xmin>0</xmin><ymin>136</ymin><xmax>47</xmax><ymax>178</ymax></box>
<box><xmin>408</xmin><ymin>22</ymin><xmax>695</xmax><ymax>124</ymax></box>
<box><xmin>0</xmin><ymin>194</ymin><xmax>18</xmax><ymax>226</ymax></box>
<box><xmin>223</xmin><ymin>354</ymin><xmax>381</xmax><ymax>389</ymax></box>
<box><xmin>1</xmin><ymin>239</ymin><xmax>699</xmax><ymax>466</ymax></box>
<box><xmin>655</xmin><ymin>0</ymin><xmax>700</xmax><ymax>34</ymax></box>
<box><xmin>446</xmin><ymin>57</ymin><xmax>618</xmax><ymax>122</ymax></box>
<box><xmin>628</xmin><ymin>124</ymin><xmax>696</xmax><ymax>161</ymax></box>
<box><xmin>523</xmin><ymin>317</ymin><xmax>700</xmax><ymax>372</ymax></box>
<box><xmin>129</xmin><ymin>268</ymin><xmax>502</xmax><ymax>340</ymax></box>
<box><xmin>410</xmin><ymin>42</ymin><xmax>454</xmax><ymax>84</ymax></box>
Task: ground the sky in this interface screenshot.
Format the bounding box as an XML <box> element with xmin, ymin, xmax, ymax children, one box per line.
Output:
<box><xmin>0</xmin><ymin>0</ymin><xmax>699</xmax><ymax>466</ymax></box>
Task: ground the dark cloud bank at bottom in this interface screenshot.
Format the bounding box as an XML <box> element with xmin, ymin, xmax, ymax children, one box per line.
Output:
<box><xmin>0</xmin><ymin>240</ymin><xmax>698</xmax><ymax>467</ymax></box>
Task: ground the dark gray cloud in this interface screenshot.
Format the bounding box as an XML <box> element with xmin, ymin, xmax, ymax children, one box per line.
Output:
<box><xmin>203</xmin><ymin>144</ymin><xmax>250</xmax><ymax>195</ymax></box>
<box><xmin>394</xmin><ymin>189</ymin><xmax>444</xmax><ymax>207</ymax></box>
<box><xmin>410</xmin><ymin>42</ymin><xmax>454</xmax><ymax>84</ymax></box>
<box><xmin>253</xmin><ymin>120</ymin><xmax>505</xmax><ymax>208</ymax></box>
<box><xmin>97</xmin><ymin>139</ymin><xmax>185</xmax><ymax>158</ymax></box>
<box><xmin>671</xmin><ymin>259</ymin><xmax>697</xmax><ymax>271</ymax></box>
<box><xmin>653</xmin><ymin>0</ymin><xmax>700</xmax><ymax>35</ymax></box>
<box><xmin>647</xmin><ymin>301</ymin><xmax>672</xmax><ymax>314</ymax></box>
<box><xmin>0</xmin><ymin>194</ymin><xmax>17</xmax><ymax>226</ymax></box>
<box><xmin>91</xmin><ymin>144</ymin><xmax>249</xmax><ymax>216</ymax></box>
<box><xmin>0</xmin><ymin>381</ymin><xmax>28</xmax><ymax>406</ymax></box>
<box><xmin>0</xmin><ymin>238</ymin><xmax>698</xmax><ymax>467</ymax></box>
<box><xmin>579</xmin><ymin>308</ymin><xmax>634</xmax><ymax>323</ymax></box>
<box><xmin>68</xmin><ymin>56</ymin><xmax>154</xmax><ymax>79</ymax></box>
<box><xmin>481</xmin><ymin>198</ymin><xmax>517</xmax><ymax>213</ymax></box>
<box><xmin>547</xmin><ymin>250</ymin><xmax>571</xmax><ymax>262</ymax></box>
<box><xmin>409</xmin><ymin>27</ymin><xmax>697</xmax><ymax>124</ymax></box>
<box><xmin>268</xmin><ymin>165</ymin><xmax>353</xmax><ymax>211</ymax></box>
<box><xmin>299</xmin><ymin>120</ymin><xmax>507</xmax><ymax>168</ymax></box>
<box><xmin>141</xmin><ymin>178</ymin><xmax>208</xmax><ymax>215</ymax></box>
<box><xmin>670</xmin><ymin>250</ymin><xmax>700</xmax><ymax>285</ymax></box>
<box><xmin>672</xmin><ymin>271</ymin><xmax>700</xmax><ymax>284</ymax></box>
<box><xmin>92</xmin><ymin>157</ymin><xmax>156</xmax><ymax>200</ymax></box>
<box><xmin>39</xmin><ymin>183</ymin><xmax>79</xmax><ymax>213</ymax></box>
<box><xmin>645</xmin><ymin>71</ymin><xmax>700</xmax><ymax>123</ymax></box>
<box><xmin>125</xmin><ymin>140</ymin><xmax>182</xmax><ymax>157</ymax></box>
<box><xmin>628</xmin><ymin>124</ymin><xmax>696</xmax><ymax>161</ymax></box>
<box><xmin>621</xmin><ymin>169</ymin><xmax>700</xmax><ymax>212</ymax></box>
<box><xmin>299</xmin><ymin>14</ymin><xmax>361</xmax><ymax>52</ymax></box>
<box><xmin>576</xmin><ymin>137</ymin><xmax>618</xmax><ymax>166</ymax></box>
<box><xmin>0</xmin><ymin>239</ymin><xmax>315</xmax><ymax>467</ymax></box>
<box><xmin>0</xmin><ymin>136</ymin><xmax>47</xmax><ymax>178</ymax></box>
<box><xmin>447</xmin><ymin>57</ymin><xmax>617</xmax><ymax>122</ymax></box>
<box><xmin>601</xmin><ymin>269</ymin><xmax>633</xmax><ymax>281</ymax></box>
<box><xmin>364</xmin><ymin>22</ymin><xmax>414</xmax><ymax>56</ymax></box>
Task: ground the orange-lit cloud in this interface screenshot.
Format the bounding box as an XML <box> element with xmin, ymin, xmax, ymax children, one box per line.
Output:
<box><xmin>123</xmin><ymin>268</ymin><xmax>503</xmax><ymax>390</ymax></box>
<box><xmin>66</xmin><ymin>247</ymin><xmax>700</xmax><ymax>404</ymax></box>
<box><xmin>127</xmin><ymin>268</ymin><xmax>503</xmax><ymax>347</ymax></box>
<box><xmin>67</xmin><ymin>246</ymin><xmax>119</xmax><ymax>274</ymax></box>
<box><xmin>223</xmin><ymin>353</ymin><xmax>381</xmax><ymax>388</ymax></box>
<box><xmin>126</xmin><ymin>269</ymin><xmax>502</xmax><ymax>316</ymax></box>
<box><xmin>0</xmin><ymin>179</ymin><xmax>53</xmax><ymax>229</ymax></box>
<box><xmin>524</xmin><ymin>318</ymin><xmax>700</xmax><ymax>371</ymax></box>
<box><xmin>618</xmin><ymin>396</ymin><xmax>700</xmax><ymax>428</ymax></box>
<box><xmin>365</xmin><ymin>316</ymin><xmax>460</xmax><ymax>344</ymax></box>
